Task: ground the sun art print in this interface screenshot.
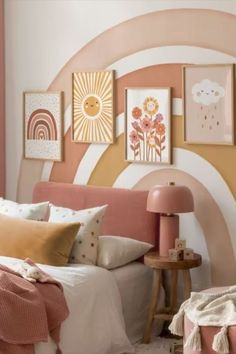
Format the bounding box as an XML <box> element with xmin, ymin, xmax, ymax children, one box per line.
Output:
<box><xmin>72</xmin><ymin>71</ymin><xmax>114</xmax><ymax>143</ymax></box>
<box><xmin>125</xmin><ymin>88</ymin><xmax>171</xmax><ymax>164</ymax></box>
<box><xmin>23</xmin><ymin>91</ymin><xmax>63</xmax><ymax>161</ymax></box>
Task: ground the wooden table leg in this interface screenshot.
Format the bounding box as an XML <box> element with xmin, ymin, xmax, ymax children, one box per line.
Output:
<box><xmin>142</xmin><ymin>269</ymin><xmax>161</xmax><ymax>344</ymax></box>
<box><xmin>169</xmin><ymin>269</ymin><xmax>178</xmax><ymax>314</ymax></box>
<box><xmin>182</xmin><ymin>269</ymin><xmax>192</xmax><ymax>299</ymax></box>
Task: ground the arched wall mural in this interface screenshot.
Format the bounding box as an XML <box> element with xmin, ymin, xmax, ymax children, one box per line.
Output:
<box><xmin>16</xmin><ymin>8</ymin><xmax>236</xmax><ymax>289</ymax></box>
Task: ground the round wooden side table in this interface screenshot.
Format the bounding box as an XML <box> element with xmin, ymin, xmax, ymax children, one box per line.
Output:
<box><xmin>142</xmin><ymin>251</ymin><xmax>202</xmax><ymax>344</ymax></box>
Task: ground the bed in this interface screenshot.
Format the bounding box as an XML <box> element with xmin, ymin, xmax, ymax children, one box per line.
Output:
<box><xmin>0</xmin><ymin>182</ymin><xmax>164</xmax><ymax>354</ymax></box>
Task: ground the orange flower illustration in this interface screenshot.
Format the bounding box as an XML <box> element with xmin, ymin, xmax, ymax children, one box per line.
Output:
<box><xmin>132</xmin><ymin>107</ymin><xmax>142</xmax><ymax>119</ymax></box>
<box><xmin>129</xmin><ymin>130</ymin><xmax>140</xmax><ymax>144</ymax></box>
<box><xmin>141</xmin><ymin>117</ymin><xmax>153</xmax><ymax>132</ymax></box>
<box><xmin>156</xmin><ymin>123</ymin><xmax>166</xmax><ymax>135</ymax></box>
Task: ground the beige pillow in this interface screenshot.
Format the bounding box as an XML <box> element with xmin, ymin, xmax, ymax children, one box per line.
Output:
<box><xmin>97</xmin><ymin>236</ymin><xmax>153</xmax><ymax>269</ymax></box>
<box><xmin>49</xmin><ymin>204</ymin><xmax>107</xmax><ymax>265</ymax></box>
<box><xmin>0</xmin><ymin>198</ymin><xmax>49</xmax><ymax>220</ymax></box>
<box><xmin>0</xmin><ymin>214</ymin><xmax>80</xmax><ymax>266</ymax></box>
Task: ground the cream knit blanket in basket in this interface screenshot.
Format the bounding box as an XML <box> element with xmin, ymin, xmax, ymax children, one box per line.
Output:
<box><xmin>169</xmin><ymin>286</ymin><xmax>236</xmax><ymax>354</ymax></box>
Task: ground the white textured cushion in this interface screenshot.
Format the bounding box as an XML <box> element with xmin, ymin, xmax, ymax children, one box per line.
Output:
<box><xmin>48</xmin><ymin>204</ymin><xmax>107</xmax><ymax>265</ymax></box>
<box><xmin>97</xmin><ymin>236</ymin><xmax>153</xmax><ymax>269</ymax></box>
<box><xmin>0</xmin><ymin>198</ymin><xmax>49</xmax><ymax>220</ymax></box>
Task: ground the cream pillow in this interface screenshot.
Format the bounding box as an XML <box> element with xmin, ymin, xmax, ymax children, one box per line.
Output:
<box><xmin>0</xmin><ymin>214</ymin><xmax>80</xmax><ymax>266</ymax></box>
<box><xmin>97</xmin><ymin>236</ymin><xmax>153</xmax><ymax>269</ymax></box>
<box><xmin>48</xmin><ymin>204</ymin><xmax>107</xmax><ymax>265</ymax></box>
<box><xmin>0</xmin><ymin>198</ymin><xmax>49</xmax><ymax>220</ymax></box>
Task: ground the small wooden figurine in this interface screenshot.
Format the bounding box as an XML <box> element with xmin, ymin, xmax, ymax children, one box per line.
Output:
<box><xmin>175</xmin><ymin>239</ymin><xmax>186</xmax><ymax>250</ymax></box>
<box><xmin>169</xmin><ymin>248</ymin><xmax>183</xmax><ymax>261</ymax></box>
<box><xmin>169</xmin><ymin>238</ymin><xmax>194</xmax><ymax>261</ymax></box>
<box><xmin>183</xmin><ymin>248</ymin><xmax>194</xmax><ymax>260</ymax></box>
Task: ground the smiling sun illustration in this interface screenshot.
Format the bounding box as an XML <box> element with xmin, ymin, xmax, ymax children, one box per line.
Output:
<box><xmin>83</xmin><ymin>95</ymin><xmax>101</xmax><ymax>117</ymax></box>
<box><xmin>72</xmin><ymin>71</ymin><xmax>114</xmax><ymax>143</ymax></box>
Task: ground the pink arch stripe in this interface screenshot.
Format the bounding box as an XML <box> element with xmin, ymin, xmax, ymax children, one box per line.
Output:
<box><xmin>49</xmin><ymin>64</ymin><xmax>182</xmax><ymax>183</ymax></box>
<box><xmin>17</xmin><ymin>9</ymin><xmax>236</xmax><ymax>201</ymax></box>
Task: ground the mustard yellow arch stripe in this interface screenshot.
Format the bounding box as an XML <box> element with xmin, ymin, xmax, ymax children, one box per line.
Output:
<box><xmin>17</xmin><ymin>8</ymin><xmax>236</xmax><ymax>202</ymax></box>
<box><xmin>88</xmin><ymin>115</ymin><xmax>236</xmax><ymax>200</ymax></box>
<box><xmin>88</xmin><ymin>134</ymin><xmax>130</xmax><ymax>186</ymax></box>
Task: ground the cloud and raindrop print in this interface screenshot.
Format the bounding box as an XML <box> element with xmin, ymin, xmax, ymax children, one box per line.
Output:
<box><xmin>191</xmin><ymin>79</ymin><xmax>225</xmax><ymax>132</ymax></box>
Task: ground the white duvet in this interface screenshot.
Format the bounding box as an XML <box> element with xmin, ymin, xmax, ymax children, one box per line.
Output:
<box><xmin>0</xmin><ymin>256</ymin><xmax>134</xmax><ymax>354</ymax></box>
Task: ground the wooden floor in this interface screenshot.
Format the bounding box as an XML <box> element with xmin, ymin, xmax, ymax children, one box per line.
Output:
<box><xmin>172</xmin><ymin>342</ymin><xmax>183</xmax><ymax>354</ymax></box>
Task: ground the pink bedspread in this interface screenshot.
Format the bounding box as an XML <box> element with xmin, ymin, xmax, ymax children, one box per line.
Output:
<box><xmin>0</xmin><ymin>260</ymin><xmax>68</xmax><ymax>354</ymax></box>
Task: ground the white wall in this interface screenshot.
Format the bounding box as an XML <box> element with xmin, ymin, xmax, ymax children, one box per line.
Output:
<box><xmin>4</xmin><ymin>0</ymin><xmax>236</xmax><ymax>199</ymax></box>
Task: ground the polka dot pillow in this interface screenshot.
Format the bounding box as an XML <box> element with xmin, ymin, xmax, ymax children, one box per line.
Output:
<box><xmin>48</xmin><ymin>204</ymin><xmax>107</xmax><ymax>265</ymax></box>
<box><xmin>0</xmin><ymin>198</ymin><xmax>49</xmax><ymax>220</ymax></box>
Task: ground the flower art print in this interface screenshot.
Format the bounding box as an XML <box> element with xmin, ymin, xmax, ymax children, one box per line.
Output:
<box><xmin>125</xmin><ymin>88</ymin><xmax>171</xmax><ymax>164</ymax></box>
<box><xmin>183</xmin><ymin>64</ymin><xmax>234</xmax><ymax>145</ymax></box>
<box><xmin>23</xmin><ymin>91</ymin><xmax>63</xmax><ymax>161</ymax></box>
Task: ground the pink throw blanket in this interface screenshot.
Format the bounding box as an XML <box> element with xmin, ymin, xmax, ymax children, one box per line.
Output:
<box><xmin>0</xmin><ymin>259</ymin><xmax>69</xmax><ymax>354</ymax></box>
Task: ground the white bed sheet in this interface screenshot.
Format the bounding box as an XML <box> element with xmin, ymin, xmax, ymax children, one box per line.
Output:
<box><xmin>0</xmin><ymin>256</ymin><xmax>134</xmax><ymax>354</ymax></box>
<box><xmin>111</xmin><ymin>262</ymin><xmax>165</xmax><ymax>344</ymax></box>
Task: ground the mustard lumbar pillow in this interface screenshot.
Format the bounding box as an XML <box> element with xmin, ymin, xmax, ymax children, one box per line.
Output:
<box><xmin>0</xmin><ymin>214</ymin><xmax>80</xmax><ymax>266</ymax></box>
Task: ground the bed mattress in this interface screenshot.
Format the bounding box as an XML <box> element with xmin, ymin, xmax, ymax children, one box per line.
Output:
<box><xmin>0</xmin><ymin>256</ymin><xmax>133</xmax><ymax>354</ymax></box>
<box><xmin>111</xmin><ymin>262</ymin><xmax>165</xmax><ymax>343</ymax></box>
<box><xmin>0</xmin><ymin>257</ymin><xmax>164</xmax><ymax>353</ymax></box>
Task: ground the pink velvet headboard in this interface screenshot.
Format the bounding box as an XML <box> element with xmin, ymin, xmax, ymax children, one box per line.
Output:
<box><xmin>32</xmin><ymin>182</ymin><xmax>159</xmax><ymax>246</ymax></box>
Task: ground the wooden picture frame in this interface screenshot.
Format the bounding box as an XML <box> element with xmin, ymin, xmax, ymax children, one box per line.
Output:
<box><xmin>125</xmin><ymin>87</ymin><xmax>171</xmax><ymax>164</ymax></box>
<box><xmin>72</xmin><ymin>70</ymin><xmax>115</xmax><ymax>144</ymax></box>
<box><xmin>23</xmin><ymin>91</ymin><xmax>63</xmax><ymax>161</ymax></box>
<box><xmin>183</xmin><ymin>64</ymin><xmax>235</xmax><ymax>145</ymax></box>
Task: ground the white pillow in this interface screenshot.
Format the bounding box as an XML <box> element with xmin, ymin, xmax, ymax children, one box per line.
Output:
<box><xmin>48</xmin><ymin>204</ymin><xmax>107</xmax><ymax>265</ymax></box>
<box><xmin>0</xmin><ymin>198</ymin><xmax>49</xmax><ymax>221</ymax></box>
<box><xmin>97</xmin><ymin>236</ymin><xmax>153</xmax><ymax>270</ymax></box>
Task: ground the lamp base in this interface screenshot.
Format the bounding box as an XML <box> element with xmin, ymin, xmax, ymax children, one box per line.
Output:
<box><xmin>159</xmin><ymin>214</ymin><xmax>179</xmax><ymax>257</ymax></box>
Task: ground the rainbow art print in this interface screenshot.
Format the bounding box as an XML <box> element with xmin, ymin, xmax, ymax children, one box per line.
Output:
<box><xmin>23</xmin><ymin>91</ymin><xmax>63</xmax><ymax>161</ymax></box>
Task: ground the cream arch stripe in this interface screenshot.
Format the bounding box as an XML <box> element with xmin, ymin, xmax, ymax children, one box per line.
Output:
<box><xmin>73</xmin><ymin>113</ymin><xmax>124</xmax><ymax>184</ymax></box>
<box><xmin>47</xmin><ymin>9</ymin><xmax>236</xmax><ymax>110</ymax></box>
<box><xmin>87</xmin><ymin>115</ymin><xmax>236</xmax><ymax>203</ymax></box>
<box><xmin>135</xmin><ymin>170</ymin><xmax>211</xmax><ymax>288</ymax></box>
<box><xmin>41</xmin><ymin>105</ymin><xmax>72</xmax><ymax>181</ymax></box>
<box><xmin>113</xmin><ymin>148</ymin><xmax>236</xmax><ymax>258</ymax></box>
<box><xmin>41</xmin><ymin>161</ymin><xmax>53</xmax><ymax>182</ymax></box>
<box><xmin>55</xmin><ymin>44</ymin><xmax>234</xmax><ymax>185</ymax></box>
<box><xmin>50</xmin><ymin>63</ymin><xmax>183</xmax><ymax>184</ymax></box>
<box><xmin>134</xmin><ymin>168</ymin><xmax>236</xmax><ymax>287</ymax></box>
<box><xmin>73</xmin><ymin>96</ymin><xmax>182</xmax><ymax>185</ymax></box>
<box><xmin>17</xmin><ymin>8</ymin><xmax>236</xmax><ymax>201</ymax></box>
<box><xmin>108</xmin><ymin>46</ymin><xmax>236</xmax><ymax>79</ymax></box>
<box><xmin>64</xmin><ymin>105</ymin><xmax>72</xmax><ymax>134</ymax></box>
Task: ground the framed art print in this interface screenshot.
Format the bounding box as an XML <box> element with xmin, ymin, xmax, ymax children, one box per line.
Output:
<box><xmin>183</xmin><ymin>64</ymin><xmax>235</xmax><ymax>145</ymax></box>
<box><xmin>125</xmin><ymin>87</ymin><xmax>171</xmax><ymax>164</ymax></box>
<box><xmin>23</xmin><ymin>91</ymin><xmax>63</xmax><ymax>161</ymax></box>
<box><xmin>72</xmin><ymin>71</ymin><xmax>114</xmax><ymax>144</ymax></box>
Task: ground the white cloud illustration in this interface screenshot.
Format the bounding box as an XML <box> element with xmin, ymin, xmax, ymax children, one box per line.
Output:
<box><xmin>192</xmin><ymin>79</ymin><xmax>225</xmax><ymax>106</ymax></box>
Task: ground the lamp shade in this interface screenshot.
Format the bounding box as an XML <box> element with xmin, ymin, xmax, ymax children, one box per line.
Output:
<box><xmin>147</xmin><ymin>183</ymin><xmax>194</xmax><ymax>214</ymax></box>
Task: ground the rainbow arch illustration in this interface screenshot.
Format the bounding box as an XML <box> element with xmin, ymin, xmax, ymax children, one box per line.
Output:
<box><xmin>27</xmin><ymin>109</ymin><xmax>57</xmax><ymax>141</ymax></box>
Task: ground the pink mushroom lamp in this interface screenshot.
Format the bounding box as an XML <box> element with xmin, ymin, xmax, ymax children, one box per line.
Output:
<box><xmin>147</xmin><ymin>182</ymin><xmax>194</xmax><ymax>257</ymax></box>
